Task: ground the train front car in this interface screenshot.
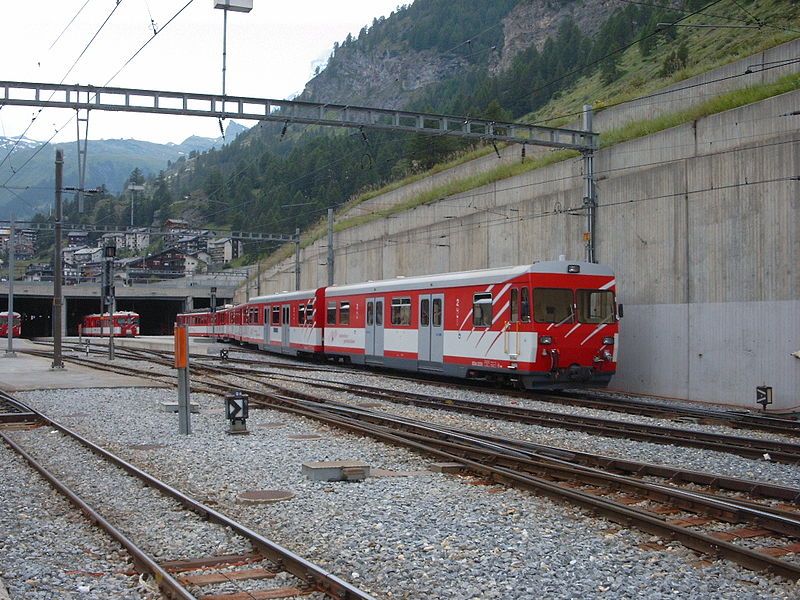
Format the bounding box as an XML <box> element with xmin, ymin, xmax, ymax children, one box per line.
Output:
<box><xmin>0</xmin><ymin>312</ymin><xmax>22</xmax><ymax>338</ymax></box>
<box><xmin>116</xmin><ymin>311</ymin><xmax>140</xmax><ymax>337</ymax></box>
<box><xmin>515</xmin><ymin>261</ymin><xmax>619</xmax><ymax>389</ymax></box>
<box><xmin>81</xmin><ymin>312</ymin><xmax>140</xmax><ymax>337</ymax></box>
<box><xmin>322</xmin><ymin>261</ymin><xmax>619</xmax><ymax>389</ymax></box>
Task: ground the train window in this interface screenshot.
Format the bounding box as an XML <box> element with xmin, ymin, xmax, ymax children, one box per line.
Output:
<box><xmin>376</xmin><ymin>300</ymin><xmax>383</xmax><ymax>326</ymax></box>
<box><xmin>420</xmin><ymin>299</ymin><xmax>430</xmax><ymax>326</ymax></box>
<box><xmin>521</xmin><ymin>288</ymin><xmax>531</xmax><ymax>323</ymax></box>
<box><xmin>327</xmin><ymin>302</ymin><xmax>337</xmax><ymax>325</ymax></box>
<box><xmin>299</xmin><ymin>305</ymin><xmax>306</xmax><ymax>324</ymax></box>
<box><xmin>510</xmin><ymin>289</ymin><xmax>519</xmax><ymax>322</ymax></box>
<box><xmin>306</xmin><ymin>304</ymin><xmax>315</xmax><ymax>324</ymax></box>
<box><xmin>534</xmin><ymin>288</ymin><xmax>574</xmax><ymax>324</ymax></box>
<box><xmin>339</xmin><ymin>302</ymin><xmax>350</xmax><ymax>325</ymax></box>
<box><xmin>577</xmin><ymin>290</ymin><xmax>616</xmax><ymax>324</ymax></box>
<box><xmin>366</xmin><ymin>302</ymin><xmax>373</xmax><ymax>326</ymax></box>
<box><xmin>473</xmin><ymin>293</ymin><xmax>492</xmax><ymax>327</ymax></box>
<box><xmin>283</xmin><ymin>306</ymin><xmax>290</xmax><ymax>325</ymax></box>
<box><xmin>271</xmin><ymin>306</ymin><xmax>280</xmax><ymax>325</ymax></box>
<box><xmin>391</xmin><ymin>298</ymin><xmax>411</xmax><ymax>326</ymax></box>
<box><xmin>432</xmin><ymin>298</ymin><xmax>442</xmax><ymax>327</ymax></box>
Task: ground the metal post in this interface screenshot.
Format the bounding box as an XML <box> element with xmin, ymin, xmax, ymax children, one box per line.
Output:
<box><xmin>108</xmin><ymin>295</ymin><xmax>115</xmax><ymax>361</ymax></box>
<box><xmin>210</xmin><ymin>286</ymin><xmax>217</xmax><ymax>340</ymax></box>
<box><xmin>294</xmin><ymin>227</ymin><xmax>300</xmax><ymax>291</ymax></box>
<box><xmin>130</xmin><ymin>188</ymin><xmax>134</xmax><ymax>227</ymax></box>
<box><xmin>5</xmin><ymin>214</ymin><xmax>16</xmax><ymax>357</ymax></box>
<box><xmin>75</xmin><ymin>108</ymin><xmax>89</xmax><ymax>213</ymax></box>
<box><xmin>175</xmin><ymin>324</ymin><xmax>191</xmax><ymax>435</ymax></box>
<box><xmin>222</xmin><ymin>7</ymin><xmax>228</xmax><ymax>97</ymax></box>
<box><xmin>327</xmin><ymin>207</ymin><xmax>334</xmax><ymax>286</ymax></box>
<box><xmin>256</xmin><ymin>260</ymin><xmax>261</xmax><ymax>295</ymax></box>
<box><xmin>52</xmin><ymin>150</ymin><xmax>64</xmax><ymax>369</ymax></box>
<box><xmin>99</xmin><ymin>263</ymin><xmax>105</xmax><ymax>340</ymax></box>
<box><xmin>582</xmin><ymin>104</ymin><xmax>597</xmax><ymax>264</ymax></box>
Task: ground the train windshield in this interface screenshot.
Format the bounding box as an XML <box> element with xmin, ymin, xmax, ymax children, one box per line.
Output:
<box><xmin>576</xmin><ymin>290</ymin><xmax>616</xmax><ymax>324</ymax></box>
<box><xmin>533</xmin><ymin>288</ymin><xmax>574</xmax><ymax>324</ymax></box>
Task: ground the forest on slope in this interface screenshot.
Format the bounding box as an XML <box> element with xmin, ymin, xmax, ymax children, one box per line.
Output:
<box><xmin>30</xmin><ymin>0</ymin><xmax>800</xmax><ymax>265</ymax></box>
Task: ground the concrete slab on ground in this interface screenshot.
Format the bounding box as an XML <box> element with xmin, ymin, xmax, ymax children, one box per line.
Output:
<box><xmin>0</xmin><ymin>339</ymin><xmax>165</xmax><ymax>392</ymax></box>
<box><xmin>69</xmin><ymin>335</ymin><xmax>216</xmax><ymax>355</ymax></box>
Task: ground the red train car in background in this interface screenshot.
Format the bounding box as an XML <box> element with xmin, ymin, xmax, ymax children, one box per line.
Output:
<box><xmin>0</xmin><ymin>312</ymin><xmax>21</xmax><ymax>338</ymax></box>
<box><xmin>81</xmin><ymin>311</ymin><xmax>140</xmax><ymax>337</ymax></box>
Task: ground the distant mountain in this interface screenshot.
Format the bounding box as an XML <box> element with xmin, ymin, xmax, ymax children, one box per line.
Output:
<box><xmin>0</xmin><ymin>120</ymin><xmax>248</xmax><ymax>219</ymax></box>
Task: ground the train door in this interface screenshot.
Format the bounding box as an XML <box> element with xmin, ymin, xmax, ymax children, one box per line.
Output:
<box><xmin>418</xmin><ymin>294</ymin><xmax>444</xmax><ymax>370</ymax></box>
<box><xmin>281</xmin><ymin>304</ymin><xmax>291</xmax><ymax>351</ymax></box>
<box><xmin>365</xmin><ymin>297</ymin><xmax>384</xmax><ymax>364</ymax></box>
<box><xmin>262</xmin><ymin>306</ymin><xmax>270</xmax><ymax>349</ymax></box>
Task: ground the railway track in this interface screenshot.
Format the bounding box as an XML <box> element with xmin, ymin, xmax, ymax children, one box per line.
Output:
<box><xmin>0</xmin><ymin>390</ymin><xmax>373</xmax><ymax>600</ymax></box>
<box><xmin>23</xmin><ymin>346</ymin><xmax>800</xmax><ymax>464</ymax></box>
<box><xmin>35</xmin><ymin>339</ymin><xmax>799</xmax><ymax>435</ymax></box>
<box><xmin>19</xmin><ymin>346</ymin><xmax>800</xmax><ymax>579</ymax></box>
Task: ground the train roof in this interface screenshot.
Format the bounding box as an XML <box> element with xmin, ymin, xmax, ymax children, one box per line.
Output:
<box><xmin>248</xmin><ymin>288</ymin><xmax>320</xmax><ymax>304</ymax></box>
<box><xmin>0</xmin><ymin>311</ymin><xmax>21</xmax><ymax>317</ymax></box>
<box><xmin>325</xmin><ymin>261</ymin><xmax>614</xmax><ymax>296</ymax></box>
<box><xmin>84</xmin><ymin>311</ymin><xmax>140</xmax><ymax>318</ymax></box>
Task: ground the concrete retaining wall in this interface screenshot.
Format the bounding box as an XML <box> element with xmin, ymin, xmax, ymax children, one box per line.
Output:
<box><xmin>248</xmin><ymin>43</ymin><xmax>800</xmax><ymax>412</ymax></box>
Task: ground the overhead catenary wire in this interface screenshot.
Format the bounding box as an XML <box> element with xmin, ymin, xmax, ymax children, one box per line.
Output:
<box><xmin>48</xmin><ymin>0</ymin><xmax>94</xmax><ymax>51</ymax></box>
<box><xmin>0</xmin><ymin>0</ymin><xmax>125</xmax><ymax>174</ymax></box>
<box><xmin>0</xmin><ymin>0</ymin><xmax>197</xmax><ymax>193</ymax></box>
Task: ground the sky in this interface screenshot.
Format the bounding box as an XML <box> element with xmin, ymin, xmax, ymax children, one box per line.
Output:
<box><xmin>0</xmin><ymin>0</ymin><xmax>403</xmax><ymax>144</ymax></box>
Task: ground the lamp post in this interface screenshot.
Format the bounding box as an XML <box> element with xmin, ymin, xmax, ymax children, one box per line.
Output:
<box><xmin>213</xmin><ymin>0</ymin><xmax>253</xmax><ymax>97</ymax></box>
<box><xmin>127</xmin><ymin>183</ymin><xmax>144</xmax><ymax>227</ymax></box>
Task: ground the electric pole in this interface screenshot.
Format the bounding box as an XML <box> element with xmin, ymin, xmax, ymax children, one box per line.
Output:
<box><xmin>327</xmin><ymin>208</ymin><xmax>334</xmax><ymax>286</ymax></box>
<box><xmin>5</xmin><ymin>214</ymin><xmax>16</xmax><ymax>357</ymax></box>
<box><xmin>52</xmin><ymin>150</ymin><xmax>64</xmax><ymax>369</ymax></box>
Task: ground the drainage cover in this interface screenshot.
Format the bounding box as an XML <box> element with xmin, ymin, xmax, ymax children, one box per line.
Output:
<box><xmin>287</xmin><ymin>434</ymin><xmax>323</xmax><ymax>440</ymax></box>
<box><xmin>237</xmin><ymin>490</ymin><xmax>295</xmax><ymax>504</ymax></box>
<box><xmin>257</xmin><ymin>422</ymin><xmax>285</xmax><ymax>429</ymax></box>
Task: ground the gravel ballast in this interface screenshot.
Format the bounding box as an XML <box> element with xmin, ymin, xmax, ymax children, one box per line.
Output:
<box><xmin>3</xmin><ymin>385</ymin><xmax>798</xmax><ymax>599</ymax></box>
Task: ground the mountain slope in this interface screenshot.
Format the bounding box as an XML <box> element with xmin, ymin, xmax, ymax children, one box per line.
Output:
<box><xmin>0</xmin><ymin>120</ymin><xmax>248</xmax><ymax>219</ymax></box>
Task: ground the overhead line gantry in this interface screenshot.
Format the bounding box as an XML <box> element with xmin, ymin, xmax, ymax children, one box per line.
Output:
<box><xmin>0</xmin><ymin>81</ymin><xmax>596</xmax><ymax>151</ymax></box>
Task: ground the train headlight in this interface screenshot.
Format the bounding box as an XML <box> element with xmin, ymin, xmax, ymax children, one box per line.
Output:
<box><xmin>540</xmin><ymin>336</ymin><xmax>553</xmax><ymax>345</ymax></box>
<box><xmin>602</xmin><ymin>336</ymin><xmax>614</xmax><ymax>345</ymax></box>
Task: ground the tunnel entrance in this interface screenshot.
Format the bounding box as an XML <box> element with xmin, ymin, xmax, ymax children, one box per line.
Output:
<box><xmin>0</xmin><ymin>296</ymin><xmax>53</xmax><ymax>338</ymax></box>
<box><xmin>67</xmin><ymin>298</ymin><xmax>185</xmax><ymax>336</ymax></box>
<box><xmin>1</xmin><ymin>296</ymin><xmax>187</xmax><ymax>337</ymax></box>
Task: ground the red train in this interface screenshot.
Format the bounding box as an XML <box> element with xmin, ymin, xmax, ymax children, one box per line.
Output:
<box><xmin>81</xmin><ymin>311</ymin><xmax>140</xmax><ymax>337</ymax></box>
<box><xmin>0</xmin><ymin>312</ymin><xmax>21</xmax><ymax>338</ymax></box>
<box><xmin>177</xmin><ymin>261</ymin><xmax>620</xmax><ymax>389</ymax></box>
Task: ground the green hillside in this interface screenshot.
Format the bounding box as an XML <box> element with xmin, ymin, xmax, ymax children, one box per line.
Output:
<box><xmin>27</xmin><ymin>0</ymin><xmax>800</xmax><ymax>267</ymax></box>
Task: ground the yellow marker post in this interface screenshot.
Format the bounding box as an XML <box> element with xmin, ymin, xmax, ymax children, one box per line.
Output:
<box><xmin>174</xmin><ymin>325</ymin><xmax>191</xmax><ymax>434</ymax></box>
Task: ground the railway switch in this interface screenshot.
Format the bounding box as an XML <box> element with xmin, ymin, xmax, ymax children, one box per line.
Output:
<box><xmin>225</xmin><ymin>390</ymin><xmax>249</xmax><ymax>435</ymax></box>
